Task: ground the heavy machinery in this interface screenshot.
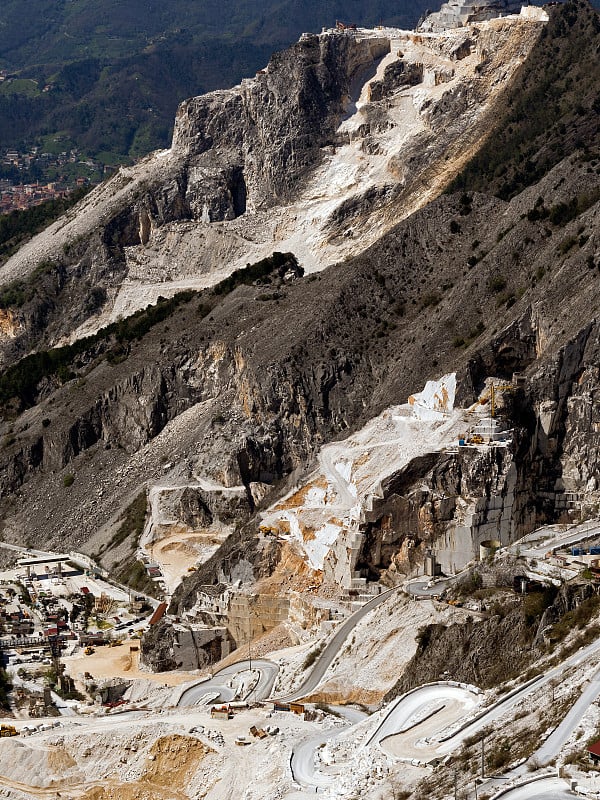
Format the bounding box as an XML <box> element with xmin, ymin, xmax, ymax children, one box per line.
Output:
<box><xmin>481</xmin><ymin>382</ymin><xmax>517</xmax><ymax>417</ymax></box>
<box><xmin>0</xmin><ymin>725</ymin><xmax>18</xmax><ymax>737</ymax></box>
<box><xmin>335</xmin><ymin>20</ymin><xmax>357</xmax><ymax>30</ymax></box>
<box><xmin>84</xmin><ymin>646</ymin><xmax>95</xmax><ymax>655</ymax></box>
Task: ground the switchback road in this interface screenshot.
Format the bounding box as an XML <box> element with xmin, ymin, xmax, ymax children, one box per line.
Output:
<box><xmin>278</xmin><ymin>587</ymin><xmax>396</xmax><ymax>702</ymax></box>
<box><xmin>177</xmin><ymin>659</ymin><xmax>279</xmax><ymax>706</ymax></box>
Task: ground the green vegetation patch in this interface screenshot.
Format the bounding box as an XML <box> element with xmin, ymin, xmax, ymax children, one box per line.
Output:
<box><xmin>419</xmin><ymin>291</ymin><xmax>441</xmax><ymax>310</ymax></box>
<box><xmin>213</xmin><ymin>252</ymin><xmax>298</xmax><ymax>295</ymax></box>
<box><xmin>106</xmin><ymin>492</ymin><xmax>147</xmax><ymax>553</ymax></box>
<box><xmin>302</xmin><ymin>642</ymin><xmax>325</xmax><ymax>670</ymax></box>
<box><xmin>528</xmin><ymin>187</ymin><xmax>600</xmax><ymax>225</ymax></box>
<box><xmin>0</xmin><ymin>259</ymin><xmax>58</xmax><ymax>309</ymax></box>
<box><xmin>0</xmin><ymin>290</ymin><xmax>195</xmax><ymax>410</ymax></box>
<box><xmin>116</xmin><ymin>559</ymin><xmax>160</xmax><ymax>598</ymax></box>
<box><xmin>0</xmin><ymin>78</ymin><xmax>41</xmax><ymax>97</ymax></box>
<box><xmin>452</xmin><ymin>320</ymin><xmax>485</xmax><ymax>349</ymax></box>
<box><xmin>488</xmin><ymin>274</ymin><xmax>507</xmax><ymax>294</ymax></box>
<box><xmin>97</xmin><ymin>492</ymin><xmax>160</xmax><ymax>598</ymax></box>
<box><xmin>549</xmin><ymin>592</ymin><xmax>600</xmax><ymax>642</ymax></box>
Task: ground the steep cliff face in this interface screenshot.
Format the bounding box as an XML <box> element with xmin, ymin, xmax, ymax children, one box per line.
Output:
<box><xmin>387</xmin><ymin>608</ymin><xmax>536</xmax><ymax>693</ymax></box>
<box><xmin>172</xmin><ymin>33</ymin><xmax>390</xmax><ymax>214</ymax></box>
<box><xmin>356</xmin><ymin>444</ymin><xmax>520</xmax><ymax>582</ymax></box>
<box><xmin>282</xmin><ymin>311</ymin><xmax>600</xmax><ymax>589</ymax></box>
<box><xmin>526</xmin><ymin>324</ymin><xmax>600</xmax><ymax>516</ymax></box>
<box><xmin>141</xmin><ymin>619</ymin><xmax>233</xmax><ymax>672</ymax></box>
<box><xmin>0</xmin><ymin>32</ymin><xmax>389</xmax><ymax>367</ymax></box>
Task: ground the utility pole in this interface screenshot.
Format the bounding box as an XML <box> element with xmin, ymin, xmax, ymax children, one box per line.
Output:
<box><xmin>246</xmin><ymin>603</ymin><xmax>259</xmax><ymax>705</ymax></box>
<box><xmin>454</xmin><ymin>768</ymin><xmax>458</xmax><ymax>800</ymax></box>
<box><xmin>49</xmin><ymin>635</ymin><xmax>61</xmax><ymax>677</ymax></box>
<box><xmin>247</xmin><ymin>602</ymin><xmax>254</xmax><ymax>673</ymax></box>
<box><xmin>48</xmin><ymin>634</ymin><xmax>72</xmax><ymax>696</ymax></box>
<box><xmin>481</xmin><ymin>735</ymin><xmax>485</xmax><ymax>779</ymax></box>
<box><xmin>247</xmin><ymin>610</ymin><xmax>252</xmax><ymax>673</ymax></box>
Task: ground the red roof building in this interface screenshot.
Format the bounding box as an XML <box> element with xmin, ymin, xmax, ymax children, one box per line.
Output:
<box><xmin>587</xmin><ymin>741</ymin><xmax>600</xmax><ymax>764</ymax></box>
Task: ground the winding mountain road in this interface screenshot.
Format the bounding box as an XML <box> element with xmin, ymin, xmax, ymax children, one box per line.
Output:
<box><xmin>369</xmin><ymin>684</ymin><xmax>479</xmax><ymax>750</ymax></box>
<box><xmin>491</xmin><ymin>777</ymin><xmax>574</xmax><ymax>799</ymax></box>
<box><xmin>290</xmin><ymin>681</ymin><xmax>481</xmax><ymax>789</ymax></box>
<box><xmin>170</xmin><ymin>518</ymin><xmax>600</xmax><ymax>795</ymax></box>
<box><xmin>290</xmin><ymin>630</ymin><xmax>600</xmax><ymax>791</ymax></box>
<box><xmin>510</xmin><ymin>519</ymin><xmax>600</xmax><ymax>559</ymax></box>
<box><xmin>177</xmin><ymin>659</ymin><xmax>279</xmax><ymax>706</ymax></box>
<box><xmin>537</xmin><ymin>667</ymin><xmax>600</xmax><ymax>764</ymax></box>
<box><xmin>278</xmin><ymin>587</ymin><xmax>396</xmax><ymax>702</ymax></box>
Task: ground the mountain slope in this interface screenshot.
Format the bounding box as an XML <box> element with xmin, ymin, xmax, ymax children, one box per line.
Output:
<box><xmin>0</xmin><ymin>12</ymin><xmax>548</xmax><ymax>369</ymax></box>
<box><xmin>0</xmin><ymin>0</ymin><xmax>432</xmax><ymax>163</ymax></box>
<box><xmin>0</xmin><ymin>0</ymin><xmax>429</xmax><ymax>65</ymax></box>
<box><xmin>0</xmin><ymin>2</ymin><xmax>598</xmax><ymax>611</ymax></box>
<box><xmin>1</xmin><ymin>149</ymin><xmax>599</xmax><ymax>552</ymax></box>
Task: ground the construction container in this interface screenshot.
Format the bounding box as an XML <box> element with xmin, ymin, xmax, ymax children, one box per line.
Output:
<box><xmin>210</xmin><ymin>705</ymin><xmax>231</xmax><ymax>720</ymax></box>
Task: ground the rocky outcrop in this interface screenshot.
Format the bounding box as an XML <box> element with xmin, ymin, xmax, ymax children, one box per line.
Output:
<box><xmin>0</xmin><ymin>361</ymin><xmax>194</xmax><ymax>496</ymax></box>
<box><xmin>172</xmin><ymin>34</ymin><xmax>390</xmax><ymax>214</ymax></box>
<box><xmin>141</xmin><ymin>620</ymin><xmax>180</xmax><ymax>672</ymax></box>
<box><xmin>170</xmin><ymin>527</ymin><xmax>282</xmax><ymax>616</ymax></box>
<box><xmin>175</xmin><ymin>486</ymin><xmax>252</xmax><ymax>528</ymax></box>
<box><xmin>525</xmin><ymin>322</ymin><xmax>600</xmax><ymax>517</ymax></box>
<box><xmin>1</xmin><ymin>152</ymin><xmax>599</xmax><ymax>555</ymax></box>
<box><xmin>336</xmin><ymin>309</ymin><xmax>600</xmax><ymax>584</ymax></box>
<box><xmin>367</xmin><ymin>59</ymin><xmax>424</xmax><ymax>102</ymax></box>
<box><xmin>386</xmin><ymin>580</ymin><xmax>597</xmax><ymax>696</ymax></box>
<box><xmin>0</xmin><ymin>10</ymin><xmax>549</xmax><ymax>370</ymax></box>
<box><xmin>142</xmin><ymin>533</ymin><xmax>288</xmax><ymax>671</ymax></box>
<box><xmin>386</xmin><ymin>607</ymin><xmax>535</xmax><ymax>694</ymax></box>
<box><xmin>141</xmin><ymin>620</ymin><xmax>233</xmax><ymax>672</ymax></box>
<box><xmin>355</xmin><ymin>444</ymin><xmax>520</xmax><ymax>582</ymax></box>
<box><xmin>0</xmin><ymin>33</ymin><xmax>390</xmax><ymax>368</ymax></box>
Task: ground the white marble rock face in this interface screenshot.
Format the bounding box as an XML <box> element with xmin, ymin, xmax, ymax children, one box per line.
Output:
<box><xmin>420</xmin><ymin>0</ymin><xmax>525</xmax><ymax>31</ymax></box>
